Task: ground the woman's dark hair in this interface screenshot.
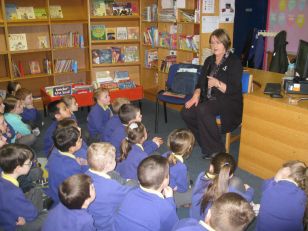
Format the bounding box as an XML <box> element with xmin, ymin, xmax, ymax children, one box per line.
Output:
<box><xmin>119</xmin><ymin>121</ymin><xmax>146</xmax><ymax>162</ymax></box>
<box><xmin>138</xmin><ymin>155</ymin><xmax>169</xmax><ymax>190</ymax></box>
<box><xmin>53</xmin><ymin>126</ymin><xmax>80</xmax><ymax>152</ymax></box>
<box><xmin>200</xmin><ymin>152</ymin><xmax>236</xmax><ymax>213</ymax></box>
<box><xmin>209</xmin><ymin>29</ymin><xmax>231</xmax><ymax>51</ymax></box>
<box><xmin>59</xmin><ymin>174</ymin><xmax>92</xmax><ymax>209</ymax></box>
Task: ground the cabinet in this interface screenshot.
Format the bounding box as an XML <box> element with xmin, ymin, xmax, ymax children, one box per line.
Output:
<box><xmin>140</xmin><ymin>0</ymin><xmax>234</xmax><ymax>100</ymax></box>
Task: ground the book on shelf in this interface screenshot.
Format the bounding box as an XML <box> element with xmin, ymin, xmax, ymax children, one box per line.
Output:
<box><xmin>160</xmin><ymin>55</ymin><xmax>177</xmax><ymax>72</ymax></box>
<box><xmin>144</xmin><ymin>50</ymin><xmax>158</xmax><ymax>68</ymax></box>
<box><xmin>91</xmin><ymin>25</ymin><xmax>106</xmax><ymax>41</ymax></box>
<box><xmin>106</xmin><ymin>28</ymin><xmax>116</xmax><ymax>40</ymax></box>
<box><xmin>114</xmin><ymin>71</ymin><xmax>130</xmax><ymax>82</ymax></box>
<box><xmin>54</xmin><ymin>59</ymin><xmax>77</xmax><ymax>73</ymax></box>
<box><xmin>18</xmin><ymin>61</ymin><xmax>25</xmax><ymax>77</ymax></box>
<box><xmin>124</xmin><ymin>46</ymin><xmax>139</xmax><ymax>62</ymax></box>
<box><xmin>92</xmin><ymin>49</ymin><xmax>113</xmax><ymax>64</ymax></box>
<box><xmin>5</xmin><ymin>3</ymin><xmax>18</xmax><ymax>20</ymax></box>
<box><xmin>29</xmin><ymin>61</ymin><xmax>41</xmax><ymax>74</ymax></box>
<box><xmin>12</xmin><ymin>61</ymin><xmax>21</xmax><ymax>77</ymax></box>
<box><xmin>143</xmin><ymin>27</ymin><xmax>158</xmax><ymax>47</ymax></box>
<box><xmin>52</xmin><ymin>32</ymin><xmax>81</xmax><ymax>48</ymax></box>
<box><xmin>92</xmin><ymin>0</ymin><xmax>107</xmax><ymax>16</ymax></box>
<box><xmin>8</xmin><ymin>33</ymin><xmax>28</xmax><ymax>51</ymax></box>
<box><xmin>43</xmin><ymin>58</ymin><xmax>52</xmax><ymax>74</ymax></box>
<box><xmin>16</xmin><ymin>6</ymin><xmax>36</xmax><ymax>20</ymax></box>
<box><xmin>38</xmin><ymin>36</ymin><xmax>49</xmax><ymax>49</ymax></box>
<box><xmin>116</xmin><ymin>27</ymin><xmax>128</xmax><ymax>40</ymax></box>
<box><xmin>118</xmin><ymin>80</ymin><xmax>136</xmax><ymax>89</ymax></box>
<box><xmin>159</xmin><ymin>32</ymin><xmax>177</xmax><ymax>49</ymax></box>
<box><xmin>127</xmin><ymin>27</ymin><xmax>139</xmax><ymax>40</ymax></box>
<box><xmin>34</xmin><ymin>8</ymin><xmax>48</xmax><ymax>19</ymax></box>
<box><xmin>179</xmin><ymin>35</ymin><xmax>199</xmax><ymax>51</ymax></box>
<box><xmin>49</xmin><ymin>5</ymin><xmax>63</xmax><ymax>19</ymax></box>
<box><xmin>96</xmin><ymin>71</ymin><xmax>113</xmax><ymax>83</ymax></box>
<box><xmin>112</xmin><ymin>2</ymin><xmax>132</xmax><ymax>16</ymax></box>
<box><xmin>111</xmin><ymin>47</ymin><xmax>123</xmax><ymax>63</ymax></box>
<box><xmin>142</xmin><ymin>4</ymin><xmax>157</xmax><ymax>21</ymax></box>
<box><xmin>162</xmin><ymin>91</ymin><xmax>186</xmax><ymax>98</ymax></box>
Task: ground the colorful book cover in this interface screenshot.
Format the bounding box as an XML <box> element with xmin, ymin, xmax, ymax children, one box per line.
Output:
<box><xmin>29</xmin><ymin>61</ymin><xmax>41</xmax><ymax>74</ymax></box>
<box><xmin>49</xmin><ymin>5</ymin><xmax>63</xmax><ymax>19</ymax></box>
<box><xmin>92</xmin><ymin>0</ymin><xmax>107</xmax><ymax>16</ymax></box>
<box><xmin>116</xmin><ymin>27</ymin><xmax>127</xmax><ymax>40</ymax></box>
<box><xmin>5</xmin><ymin>3</ymin><xmax>17</xmax><ymax>20</ymax></box>
<box><xmin>111</xmin><ymin>47</ymin><xmax>122</xmax><ymax>63</ymax></box>
<box><xmin>91</xmin><ymin>25</ymin><xmax>106</xmax><ymax>40</ymax></box>
<box><xmin>8</xmin><ymin>33</ymin><xmax>28</xmax><ymax>51</ymax></box>
<box><xmin>106</xmin><ymin>28</ymin><xmax>116</xmax><ymax>40</ymax></box>
<box><xmin>127</xmin><ymin>27</ymin><xmax>139</xmax><ymax>40</ymax></box>
<box><xmin>99</xmin><ymin>49</ymin><xmax>112</xmax><ymax>64</ymax></box>
<box><xmin>114</xmin><ymin>71</ymin><xmax>130</xmax><ymax>81</ymax></box>
<box><xmin>92</xmin><ymin>49</ymin><xmax>101</xmax><ymax>64</ymax></box>
<box><xmin>124</xmin><ymin>46</ymin><xmax>139</xmax><ymax>62</ymax></box>
<box><xmin>34</xmin><ymin>8</ymin><xmax>48</xmax><ymax>19</ymax></box>
<box><xmin>16</xmin><ymin>6</ymin><xmax>36</xmax><ymax>20</ymax></box>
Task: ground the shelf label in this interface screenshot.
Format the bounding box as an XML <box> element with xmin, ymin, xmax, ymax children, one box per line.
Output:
<box><xmin>53</xmin><ymin>85</ymin><xmax>72</xmax><ymax>96</ymax></box>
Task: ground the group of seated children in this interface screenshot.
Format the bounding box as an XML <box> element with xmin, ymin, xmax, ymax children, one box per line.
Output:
<box><xmin>0</xmin><ymin>84</ymin><xmax>307</xmax><ymax>231</ymax></box>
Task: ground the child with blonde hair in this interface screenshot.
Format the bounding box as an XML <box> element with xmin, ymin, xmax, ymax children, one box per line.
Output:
<box><xmin>86</xmin><ymin>142</ymin><xmax>132</xmax><ymax>231</ymax></box>
<box><xmin>190</xmin><ymin>152</ymin><xmax>254</xmax><ymax>221</ymax></box>
<box><xmin>256</xmin><ymin>160</ymin><xmax>308</xmax><ymax>231</ymax></box>
<box><xmin>163</xmin><ymin>128</ymin><xmax>195</xmax><ymax>207</ymax></box>
<box><xmin>87</xmin><ymin>88</ymin><xmax>112</xmax><ymax>142</ymax></box>
<box><xmin>62</xmin><ymin>95</ymin><xmax>78</xmax><ymax>121</ymax></box>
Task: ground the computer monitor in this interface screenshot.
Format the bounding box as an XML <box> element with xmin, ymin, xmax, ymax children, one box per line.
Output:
<box><xmin>295</xmin><ymin>39</ymin><xmax>308</xmax><ymax>80</ymax></box>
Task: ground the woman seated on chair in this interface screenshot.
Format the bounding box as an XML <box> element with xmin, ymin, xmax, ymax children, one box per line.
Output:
<box><xmin>181</xmin><ymin>28</ymin><xmax>243</xmax><ymax>159</ymax></box>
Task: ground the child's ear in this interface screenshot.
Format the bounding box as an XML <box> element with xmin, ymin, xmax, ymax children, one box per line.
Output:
<box><xmin>205</xmin><ymin>209</ymin><xmax>212</xmax><ymax>224</ymax></box>
<box><xmin>209</xmin><ymin>164</ymin><xmax>214</xmax><ymax>173</ymax></box>
<box><xmin>54</xmin><ymin>114</ymin><xmax>61</xmax><ymax>121</ymax></box>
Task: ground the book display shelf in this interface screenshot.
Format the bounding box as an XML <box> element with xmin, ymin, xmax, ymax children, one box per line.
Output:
<box><xmin>140</xmin><ymin>0</ymin><xmax>234</xmax><ymax>100</ymax></box>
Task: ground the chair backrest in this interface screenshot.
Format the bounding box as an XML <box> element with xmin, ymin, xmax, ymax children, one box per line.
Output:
<box><xmin>242</xmin><ymin>71</ymin><xmax>253</xmax><ymax>94</ymax></box>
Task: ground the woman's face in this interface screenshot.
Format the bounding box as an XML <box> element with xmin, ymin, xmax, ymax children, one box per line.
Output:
<box><xmin>210</xmin><ymin>36</ymin><xmax>226</xmax><ymax>58</ymax></box>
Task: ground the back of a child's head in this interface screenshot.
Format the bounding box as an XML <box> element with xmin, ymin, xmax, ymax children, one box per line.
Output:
<box><xmin>118</xmin><ymin>104</ymin><xmax>140</xmax><ymax>124</ymax></box>
<box><xmin>59</xmin><ymin>174</ymin><xmax>93</xmax><ymax>209</ymax></box>
<box><xmin>282</xmin><ymin>160</ymin><xmax>308</xmax><ymax>190</ymax></box>
<box><xmin>56</xmin><ymin>118</ymin><xmax>78</xmax><ymax>129</ymax></box>
<box><xmin>119</xmin><ymin>121</ymin><xmax>146</xmax><ymax>162</ymax></box>
<box><xmin>0</xmin><ymin>143</ymin><xmax>33</xmax><ymax>173</ymax></box>
<box><xmin>112</xmin><ymin>97</ymin><xmax>130</xmax><ymax>114</ymax></box>
<box><xmin>47</xmin><ymin>100</ymin><xmax>62</xmax><ymax>120</ymax></box>
<box><xmin>15</xmin><ymin>88</ymin><xmax>32</xmax><ymax>101</ymax></box>
<box><xmin>3</xmin><ymin>96</ymin><xmax>18</xmax><ymax>113</ymax></box>
<box><xmin>208</xmin><ymin>193</ymin><xmax>254</xmax><ymax>231</ymax></box>
<box><xmin>87</xmin><ymin>142</ymin><xmax>116</xmax><ymax>172</ymax></box>
<box><xmin>138</xmin><ymin>155</ymin><xmax>169</xmax><ymax>190</ymax></box>
<box><xmin>53</xmin><ymin>125</ymin><xmax>80</xmax><ymax>152</ymax></box>
<box><xmin>7</xmin><ymin>82</ymin><xmax>21</xmax><ymax>96</ymax></box>
<box><xmin>62</xmin><ymin>95</ymin><xmax>75</xmax><ymax>107</ymax></box>
<box><xmin>201</xmin><ymin>153</ymin><xmax>236</xmax><ymax>212</ymax></box>
<box><xmin>93</xmin><ymin>88</ymin><xmax>109</xmax><ymax>103</ymax></box>
<box><xmin>167</xmin><ymin>128</ymin><xmax>195</xmax><ymax>165</ymax></box>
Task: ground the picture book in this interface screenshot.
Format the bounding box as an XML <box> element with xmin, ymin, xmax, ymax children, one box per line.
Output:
<box><xmin>118</xmin><ymin>80</ymin><xmax>136</xmax><ymax>89</ymax></box>
<box><xmin>114</xmin><ymin>71</ymin><xmax>130</xmax><ymax>82</ymax></box>
<box><xmin>91</xmin><ymin>25</ymin><xmax>106</xmax><ymax>40</ymax></box>
<box><xmin>99</xmin><ymin>49</ymin><xmax>112</xmax><ymax>64</ymax></box>
<box><xmin>112</xmin><ymin>2</ymin><xmax>132</xmax><ymax>16</ymax></box>
<box><xmin>92</xmin><ymin>0</ymin><xmax>107</xmax><ymax>16</ymax></box>
<box><xmin>106</xmin><ymin>28</ymin><xmax>116</xmax><ymax>40</ymax></box>
<box><xmin>34</xmin><ymin>8</ymin><xmax>48</xmax><ymax>19</ymax></box>
<box><xmin>29</xmin><ymin>61</ymin><xmax>41</xmax><ymax>74</ymax></box>
<box><xmin>5</xmin><ymin>3</ymin><xmax>17</xmax><ymax>20</ymax></box>
<box><xmin>92</xmin><ymin>49</ymin><xmax>101</xmax><ymax>64</ymax></box>
<box><xmin>116</xmin><ymin>27</ymin><xmax>128</xmax><ymax>40</ymax></box>
<box><xmin>16</xmin><ymin>7</ymin><xmax>36</xmax><ymax>20</ymax></box>
<box><xmin>8</xmin><ymin>33</ymin><xmax>28</xmax><ymax>51</ymax></box>
<box><xmin>111</xmin><ymin>47</ymin><xmax>122</xmax><ymax>63</ymax></box>
<box><xmin>127</xmin><ymin>27</ymin><xmax>139</xmax><ymax>40</ymax></box>
<box><xmin>38</xmin><ymin>36</ymin><xmax>49</xmax><ymax>49</ymax></box>
<box><xmin>124</xmin><ymin>46</ymin><xmax>139</xmax><ymax>62</ymax></box>
<box><xmin>49</xmin><ymin>5</ymin><xmax>63</xmax><ymax>19</ymax></box>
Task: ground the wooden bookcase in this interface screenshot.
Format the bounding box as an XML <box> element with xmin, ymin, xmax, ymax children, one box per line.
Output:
<box><xmin>140</xmin><ymin>0</ymin><xmax>234</xmax><ymax>101</ymax></box>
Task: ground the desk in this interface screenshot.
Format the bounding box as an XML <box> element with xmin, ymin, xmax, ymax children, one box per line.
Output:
<box><xmin>238</xmin><ymin>68</ymin><xmax>308</xmax><ymax>179</ymax></box>
<box><xmin>40</xmin><ymin>85</ymin><xmax>144</xmax><ymax>116</ymax></box>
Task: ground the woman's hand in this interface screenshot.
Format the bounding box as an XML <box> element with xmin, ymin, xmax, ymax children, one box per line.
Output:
<box><xmin>207</xmin><ymin>76</ymin><xmax>226</xmax><ymax>93</ymax></box>
<box><xmin>185</xmin><ymin>89</ymin><xmax>200</xmax><ymax>109</ymax></box>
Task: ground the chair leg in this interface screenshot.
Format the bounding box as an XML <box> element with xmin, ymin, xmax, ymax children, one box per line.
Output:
<box><xmin>163</xmin><ymin>102</ymin><xmax>167</xmax><ymax>123</ymax></box>
<box><xmin>225</xmin><ymin>132</ymin><xmax>231</xmax><ymax>153</ymax></box>
<box><xmin>155</xmin><ymin>98</ymin><xmax>159</xmax><ymax>133</ymax></box>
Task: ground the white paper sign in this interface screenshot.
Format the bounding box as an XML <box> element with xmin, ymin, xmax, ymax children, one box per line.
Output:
<box><xmin>161</xmin><ymin>0</ymin><xmax>174</xmax><ymax>9</ymax></box>
<box><xmin>203</xmin><ymin>0</ymin><xmax>215</xmax><ymax>13</ymax></box>
<box><xmin>202</xmin><ymin>16</ymin><xmax>219</xmax><ymax>33</ymax></box>
<box><xmin>219</xmin><ymin>0</ymin><xmax>235</xmax><ymax>23</ymax></box>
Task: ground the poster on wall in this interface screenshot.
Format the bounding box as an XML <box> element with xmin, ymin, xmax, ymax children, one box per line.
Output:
<box><xmin>202</xmin><ymin>16</ymin><xmax>219</xmax><ymax>33</ymax></box>
<box><xmin>268</xmin><ymin>0</ymin><xmax>308</xmax><ymax>53</ymax></box>
<box><xmin>202</xmin><ymin>0</ymin><xmax>215</xmax><ymax>13</ymax></box>
<box><xmin>219</xmin><ymin>0</ymin><xmax>235</xmax><ymax>23</ymax></box>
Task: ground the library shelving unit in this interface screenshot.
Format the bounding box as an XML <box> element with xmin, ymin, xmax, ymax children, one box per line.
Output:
<box><xmin>140</xmin><ymin>0</ymin><xmax>234</xmax><ymax>101</ymax></box>
<box><xmin>88</xmin><ymin>0</ymin><xmax>141</xmax><ymax>86</ymax></box>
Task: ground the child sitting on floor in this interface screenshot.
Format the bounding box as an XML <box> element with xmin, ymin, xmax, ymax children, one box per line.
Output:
<box><xmin>190</xmin><ymin>152</ymin><xmax>254</xmax><ymax>221</ymax></box>
<box><xmin>62</xmin><ymin>95</ymin><xmax>79</xmax><ymax>121</ymax></box>
<box><xmin>42</xmin><ymin>174</ymin><xmax>96</xmax><ymax>231</ymax></box>
<box><xmin>114</xmin><ymin>155</ymin><xmax>179</xmax><ymax>231</ymax></box>
<box><xmin>173</xmin><ymin>193</ymin><xmax>255</xmax><ymax>231</ymax></box>
<box><xmin>86</xmin><ymin>142</ymin><xmax>132</xmax><ymax>231</ymax></box>
<box><xmin>87</xmin><ymin>88</ymin><xmax>112</xmax><ymax>143</ymax></box>
<box><xmin>163</xmin><ymin>128</ymin><xmax>195</xmax><ymax>208</ymax></box>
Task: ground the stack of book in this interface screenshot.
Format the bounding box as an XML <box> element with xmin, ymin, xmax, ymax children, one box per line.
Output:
<box><xmin>179</xmin><ymin>35</ymin><xmax>199</xmax><ymax>52</ymax></box>
<box><xmin>160</xmin><ymin>55</ymin><xmax>177</xmax><ymax>72</ymax></box>
<box><xmin>143</xmin><ymin>26</ymin><xmax>159</xmax><ymax>47</ymax></box>
<box><xmin>54</xmin><ymin>59</ymin><xmax>78</xmax><ymax>73</ymax></box>
<box><xmin>144</xmin><ymin>50</ymin><xmax>158</xmax><ymax>68</ymax></box>
<box><xmin>158</xmin><ymin>8</ymin><xmax>176</xmax><ymax>22</ymax></box>
<box><xmin>52</xmin><ymin>32</ymin><xmax>84</xmax><ymax>48</ymax></box>
<box><xmin>142</xmin><ymin>4</ymin><xmax>157</xmax><ymax>22</ymax></box>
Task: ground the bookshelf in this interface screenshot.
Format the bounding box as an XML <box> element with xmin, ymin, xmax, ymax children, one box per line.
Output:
<box><xmin>140</xmin><ymin>0</ymin><xmax>234</xmax><ymax>101</ymax></box>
